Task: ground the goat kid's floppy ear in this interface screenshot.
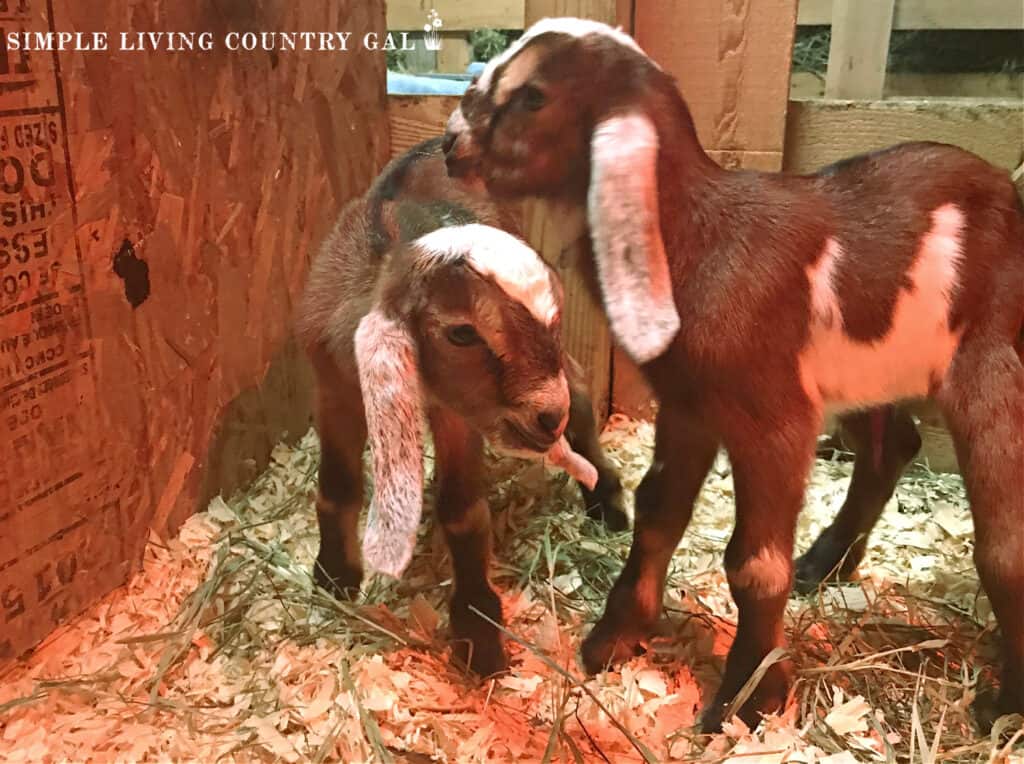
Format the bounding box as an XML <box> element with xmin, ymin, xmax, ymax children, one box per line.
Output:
<box><xmin>587</xmin><ymin>112</ymin><xmax>680</xmax><ymax>364</ymax></box>
<box><xmin>354</xmin><ymin>308</ymin><xmax>425</xmax><ymax>578</ymax></box>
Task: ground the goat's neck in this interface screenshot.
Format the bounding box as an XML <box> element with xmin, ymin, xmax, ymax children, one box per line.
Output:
<box><xmin>650</xmin><ymin>100</ymin><xmax>725</xmax><ymax>266</ymax></box>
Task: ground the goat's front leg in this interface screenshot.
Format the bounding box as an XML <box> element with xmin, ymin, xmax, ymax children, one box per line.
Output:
<box><xmin>566</xmin><ymin>383</ymin><xmax>629</xmax><ymax>531</ymax></box>
<box><xmin>795</xmin><ymin>405</ymin><xmax>921</xmax><ymax>592</ymax></box>
<box><xmin>313</xmin><ymin>377</ymin><xmax>367</xmax><ymax>600</ymax></box>
<box><xmin>581</xmin><ymin>404</ymin><xmax>719</xmax><ymax>673</ymax></box>
<box><xmin>429</xmin><ymin>408</ymin><xmax>507</xmax><ymax>677</ymax></box>
<box><xmin>702</xmin><ymin>410</ymin><xmax>820</xmax><ymax>733</ymax></box>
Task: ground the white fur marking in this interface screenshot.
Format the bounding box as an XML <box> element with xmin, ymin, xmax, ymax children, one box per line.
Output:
<box><xmin>414</xmin><ymin>224</ymin><xmax>558</xmax><ymax>325</ymax></box>
<box><xmin>799</xmin><ymin>204</ymin><xmax>966</xmax><ymax>410</ymax></box>
<box><xmin>588</xmin><ymin>112</ymin><xmax>680</xmax><ymax>364</ymax></box>
<box><xmin>476</xmin><ymin>16</ymin><xmax>657</xmax><ymax>95</ymax></box>
<box><xmin>355</xmin><ymin>310</ymin><xmax>425</xmax><ymax>578</ymax></box>
<box><xmin>729</xmin><ymin>547</ymin><xmax>791</xmax><ymax>599</ymax></box>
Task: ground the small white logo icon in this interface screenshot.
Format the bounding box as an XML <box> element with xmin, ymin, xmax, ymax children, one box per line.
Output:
<box><xmin>423</xmin><ymin>9</ymin><xmax>443</xmax><ymax>51</ymax></box>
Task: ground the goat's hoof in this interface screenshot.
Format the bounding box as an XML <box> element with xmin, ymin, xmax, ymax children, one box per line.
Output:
<box><xmin>793</xmin><ymin>538</ymin><xmax>861</xmax><ymax>595</ymax></box>
<box><xmin>313</xmin><ymin>560</ymin><xmax>362</xmax><ymax>601</ymax></box>
<box><xmin>580</xmin><ymin>620</ymin><xmax>645</xmax><ymax>674</ymax></box>
<box><xmin>972</xmin><ymin>685</ymin><xmax>1024</xmax><ymax>735</ymax></box>
<box><xmin>450</xmin><ymin>585</ymin><xmax>507</xmax><ymax>677</ymax></box>
<box><xmin>453</xmin><ymin>636</ymin><xmax>509</xmax><ymax>677</ymax></box>
<box><xmin>702</xmin><ymin>666</ymin><xmax>790</xmax><ymax>734</ymax></box>
<box><xmin>587</xmin><ymin>501</ymin><xmax>629</xmax><ymax>532</ymax></box>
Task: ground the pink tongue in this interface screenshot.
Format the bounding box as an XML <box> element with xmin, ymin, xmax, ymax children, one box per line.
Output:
<box><xmin>545</xmin><ymin>436</ymin><xmax>598</xmax><ymax>490</ymax></box>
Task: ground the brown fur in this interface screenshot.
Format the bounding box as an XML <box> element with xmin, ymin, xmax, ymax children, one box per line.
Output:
<box><xmin>444</xmin><ymin>25</ymin><xmax>1024</xmax><ymax>730</ymax></box>
<box><xmin>296</xmin><ymin>138</ymin><xmax>628</xmax><ymax>676</ymax></box>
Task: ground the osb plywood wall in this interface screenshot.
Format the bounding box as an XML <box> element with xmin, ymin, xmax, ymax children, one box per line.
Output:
<box><xmin>0</xmin><ymin>0</ymin><xmax>389</xmax><ymax>658</ymax></box>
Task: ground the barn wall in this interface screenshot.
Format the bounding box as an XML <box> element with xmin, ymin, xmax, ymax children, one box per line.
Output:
<box><xmin>0</xmin><ymin>0</ymin><xmax>389</xmax><ymax>658</ymax></box>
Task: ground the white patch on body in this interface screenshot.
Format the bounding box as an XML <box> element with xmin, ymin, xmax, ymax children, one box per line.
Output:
<box><xmin>799</xmin><ymin>204</ymin><xmax>966</xmax><ymax>410</ymax></box>
<box><xmin>354</xmin><ymin>309</ymin><xmax>425</xmax><ymax>578</ymax></box>
<box><xmin>476</xmin><ymin>16</ymin><xmax>656</xmax><ymax>96</ymax></box>
<box><xmin>728</xmin><ymin>547</ymin><xmax>791</xmax><ymax>599</ymax></box>
<box><xmin>414</xmin><ymin>223</ymin><xmax>558</xmax><ymax>325</ymax></box>
<box><xmin>588</xmin><ymin>112</ymin><xmax>680</xmax><ymax>364</ymax></box>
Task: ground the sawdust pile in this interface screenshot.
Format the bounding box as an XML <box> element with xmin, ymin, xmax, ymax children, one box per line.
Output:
<box><xmin>1</xmin><ymin>416</ymin><xmax>1022</xmax><ymax>762</ymax></box>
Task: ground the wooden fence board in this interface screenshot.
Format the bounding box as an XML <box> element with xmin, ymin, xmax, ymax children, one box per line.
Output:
<box><xmin>388</xmin><ymin>0</ymin><xmax>525</xmax><ymax>30</ymax></box>
<box><xmin>784</xmin><ymin>98</ymin><xmax>1024</xmax><ymax>173</ymax></box>
<box><xmin>824</xmin><ymin>0</ymin><xmax>895</xmax><ymax>99</ymax></box>
<box><xmin>799</xmin><ymin>0</ymin><xmax>1023</xmax><ymax>29</ymax></box>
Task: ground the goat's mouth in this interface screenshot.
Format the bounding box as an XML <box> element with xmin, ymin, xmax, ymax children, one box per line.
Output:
<box><xmin>500</xmin><ymin>419</ymin><xmax>555</xmax><ymax>454</ymax></box>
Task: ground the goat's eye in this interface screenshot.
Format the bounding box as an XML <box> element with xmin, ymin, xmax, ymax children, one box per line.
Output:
<box><xmin>521</xmin><ymin>85</ymin><xmax>546</xmax><ymax>111</ymax></box>
<box><xmin>446</xmin><ymin>324</ymin><xmax>482</xmax><ymax>347</ymax></box>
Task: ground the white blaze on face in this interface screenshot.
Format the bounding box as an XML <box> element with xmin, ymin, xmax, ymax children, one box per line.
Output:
<box><xmin>798</xmin><ymin>203</ymin><xmax>966</xmax><ymax>410</ymax></box>
<box><xmin>413</xmin><ymin>223</ymin><xmax>559</xmax><ymax>325</ymax></box>
<box><xmin>475</xmin><ymin>16</ymin><xmax>657</xmax><ymax>99</ymax></box>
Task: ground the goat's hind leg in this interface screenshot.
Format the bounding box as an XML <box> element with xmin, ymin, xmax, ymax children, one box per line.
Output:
<box><xmin>581</xmin><ymin>404</ymin><xmax>718</xmax><ymax>673</ymax></box>
<box><xmin>939</xmin><ymin>339</ymin><xmax>1024</xmax><ymax>729</ymax></box>
<box><xmin>566</xmin><ymin>382</ymin><xmax>629</xmax><ymax>531</ymax></box>
<box><xmin>430</xmin><ymin>408</ymin><xmax>508</xmax><ymax>677</ymax></box>
<box><xmin>795</xmin><ymin>406</ymin><xmax>921</xmax><ymax>592</ymax></box>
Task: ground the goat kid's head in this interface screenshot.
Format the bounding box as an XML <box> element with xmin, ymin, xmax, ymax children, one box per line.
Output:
<box><xmin>443</xmin><ymin>18</ymin><xmax>680</xmax><ymax>365</ymax></box>
<box><xmin>354</xmin><ymin>224</ymin><xmax>576</xmax><ymax>576</ymax></box>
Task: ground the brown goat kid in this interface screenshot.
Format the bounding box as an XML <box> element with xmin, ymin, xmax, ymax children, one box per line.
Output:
<box><xmin>443</xmin><ymin>19</ymin><xmax>1024</xmax><ymax>732</ymax></box>
<box><xmin>296</xmin><ymin>138</ymin><xmax>628</xmax><ymax>677</ymax></box>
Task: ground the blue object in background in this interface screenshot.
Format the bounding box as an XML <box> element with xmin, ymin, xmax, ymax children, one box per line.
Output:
<box><xmin>386</xmin><ymin>62</ymin><xmax>484</xmax><ymax>95</ymax></box>
<box><xmin>387</xmin><ymin>70</ymin><xmax>472</xmax><ymax>95</ymax></box>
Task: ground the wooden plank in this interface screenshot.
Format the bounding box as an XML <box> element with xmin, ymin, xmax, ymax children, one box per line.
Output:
<box><xmin>634</xmin><ymin>0</ymin><xmax>798</xmax><ymax>155</ymax></box>
<box><xmin>523</xmin><ymin>0</ymin><xmax>621</xmax><ymax>421</ymax></box>
<box><xmin>784</xmin><ymin>98</ymin><xmax>1024</xmax><ymax>173</ymax></box>
<box><xmin>436</xmin><ymin>33</ymin><xmax>473</xmax><ymax>73</ymax></box>
<box><xmin>0</xmin><ymin>0</ymin><xmax>388</xmax><ymax>660</ymax></box>
<box><xmin>792</xmin><ymin>71</ymin><xmax>1024</xmax><ymax>99</ymax></box>
<box><xmin>388</xmin><ymin>95</ymin><xmax>462</xmax><ymax>158</ymax></box>
<box><xmin>524</xmin><ymin>201</ymin><xmax>614</xmax><ymax>417</ymax></box>
<box><xmin>388</xmin><ymin>0</ymin><xmax>525</xmax><ymax>30</ymax></box>
<box><xmin>799</xmin><ymin>0</ymin><xmax>1024</xmax><ymax>29</ymax></box>
<box><xmin>824</xmin><ymin>0</ymin><xmax>895</xmax><ymax>100</ymax></box>
<box><xmin>525</xmin><ymin>0</ymin><xmax>619</xmax><ymax>24</ymax></box>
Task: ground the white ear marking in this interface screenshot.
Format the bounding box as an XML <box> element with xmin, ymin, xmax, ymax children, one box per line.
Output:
<box><xmin>354</xmin><ymin>308</ymin><xmax>425</xmax><ymax>578</ymax></box>
<box><xmin>413</xmin><ymin>224</ymin><xmax>558</xmax><ymax>325</ymax></box>
<box><xmin>588</xmin><ymin>112</ymin><xmax>680</xmax><ymax>364</ymax></box>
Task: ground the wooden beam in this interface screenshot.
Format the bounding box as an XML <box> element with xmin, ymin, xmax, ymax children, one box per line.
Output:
<box><xmin>525</xmin><ymin>0</ymin><xmax>618</xmax><ymax>24</ymax></box>
<box><xmin>792</xmin><ymin>71</ymin><xmax>1024</xmax><ymax>100</ymax></box>
<box><xmin>388</xmin><ymin>0</ymin><xmax>525</xmax><ymax>31</ymax></box>
<box><xmin>824</xmin><ymin>0</ymin><xmax>895</xmax><ymax>100</ymax></box>
<box><xmin>388</xmin><ymin>95</ymin><xmax>461</xmax><ymax>157</ymax></box>
<box><xmin>634</xmin><ymin>0</ymin><xmax>798</xmax><ymax>157</ymax></box>
<box><xmin>436</xmin><ymin>33</ymin><xmax>473</xmax><ymax>73</ymax></box>
<box><xmin>784</xmin><ymin>98</ymin><xmax>1024</xmax><ymax>173</ymax></box>
<box><xmin>799</xmin><ymin>0</ymin><xmax>1024</xmax><ymax>29</ymax></box>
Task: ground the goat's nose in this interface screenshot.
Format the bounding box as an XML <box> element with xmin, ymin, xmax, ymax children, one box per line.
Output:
<box><xmin>441</xmin><ymin>131</ymin><xmax>457</xmax><ymax>156</ymax></box>
<box><xmin>537</xmin><ymin>408</ymin><xmax>566</xmax><ymax>436</ymax></box>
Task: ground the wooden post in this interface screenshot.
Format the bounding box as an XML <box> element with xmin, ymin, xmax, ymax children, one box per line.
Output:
<box><xmin>518</xmin><ymin>0</ymin><xmax>629</xmax><ymax>421</ymax></box>
<box><xmin>824</xmin><ymin>0</ymin><xmax>896</xmax><ymax>100</ymax></box>
<box><xmin>436</xmin><ymin>33</ymin><xmax>473</xmax><ymax>73</ymax></box>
